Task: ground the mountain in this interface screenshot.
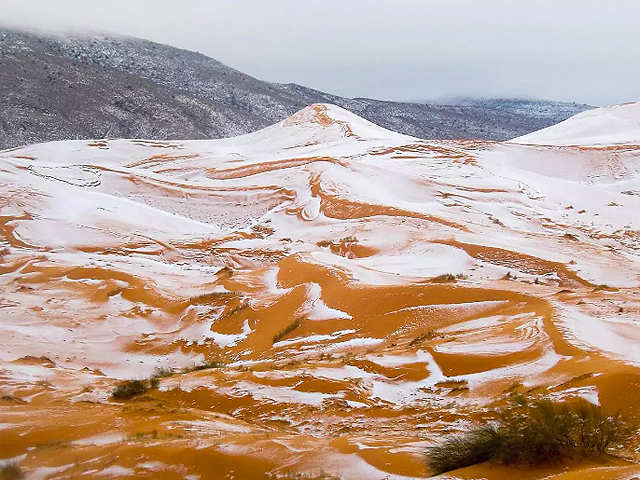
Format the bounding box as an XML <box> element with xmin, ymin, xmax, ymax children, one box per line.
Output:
<box><xmin>440</xmin><ymin>96</ymin><xmax>594</xmax><ymax>122</ymax></box>
<box><xmin>0</xmin><ymin>27</ymin><xmax>593</xmax><ymax>150</ymax></box>
<box><xmin>2</xmin><ymin>103</ymin><xmax>639</xmax><ymax>479</ymax></box>
<box><xmin>510</xmin><ymin>101</ymin><xmax>640</xmax><ymax>146</ymax></box>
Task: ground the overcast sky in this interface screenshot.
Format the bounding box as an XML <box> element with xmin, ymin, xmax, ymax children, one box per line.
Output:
<box><xmin>3</xmin><ymin>0</ymin><xmax>639</xmax><ymax>106</ymax></box>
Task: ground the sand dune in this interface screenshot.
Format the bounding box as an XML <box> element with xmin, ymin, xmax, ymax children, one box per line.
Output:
<box><xmin>1</xmin><ymin>103</ymin><xmax>639</xmax><ymax>479</ymax></box>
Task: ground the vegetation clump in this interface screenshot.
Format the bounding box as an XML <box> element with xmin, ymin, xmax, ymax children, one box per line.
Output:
<box><xmin>0</xmin><ymin>461</ymin><xmax>24</xmax><ymax>480</ymax></box>
<box><xmin>340</xmin><ymin>236</ymin><xmax>358</xmax><ymax>243</ymax></box>
<box><xmin>127</xmin><ymin>429</ymin><xmax>159</xmax><ymax>441</ymax></box>
<box><xmin>425</xmin><ymin>395</ymin><xmax>636</xmax><ymax>475</ymax></box>
<box><xmin>111</xmin><ymin>379</ymin><xmax>149</xmax><ymax>400</ymax></box>
<box><xmin>273</xmin><ymin>319</ymin><xmax>301</xmax><ymax>343</ymax></box>
<box><xmin>152</xmin><ymin>367</ymin><xmax>174</xmax><ymax>378</ymax></box>
<box><xmin>409</xmin><ymin>330</ymin><xmax>441</xmax><ymax>346</ymax></box>
<box><xmin>431</xmin><ymin>273</ymin><xmax>465</xmax><ymax>283</ymax></box>
<box><xmin>112</xmin><ymin>370</ymin><xmax>172</xmax><ymax>400</ymax></box>
<box><xmin>186</xmin><ymin>360</ymin><xmax>225</xmax><ymax>372</ymax></box>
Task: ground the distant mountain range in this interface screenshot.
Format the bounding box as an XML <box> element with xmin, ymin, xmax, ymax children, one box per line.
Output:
<box><xmin>0</xmin><ymin>27</ymin><xmax>594</xmax><ymax>150</ymax></box>
<box><xmin>435</xmin><ymin>96</ymin><xmax>596</xmax><ymax>122</ymax></box>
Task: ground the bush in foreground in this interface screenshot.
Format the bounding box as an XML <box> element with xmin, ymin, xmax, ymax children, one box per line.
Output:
<box><xmin>426</xmin><ymin>424</ymin><xmax>501</xmax><ymax>474</ymax></box>
<box><xmin>425</xmin><ymin>395</ymin><xmax>636</xmax><ymax>475</ymax></box>
<box><xmin>0</xmin><ymin>461</ymin><xmax>24</xmax><ymax>480</ymax></box>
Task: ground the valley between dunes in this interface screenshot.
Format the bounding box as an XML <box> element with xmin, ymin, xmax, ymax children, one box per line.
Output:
<box><xmin>1</xmin><ymin>103</ymin><xmax>640</xmax><ymax>479</ymax></box>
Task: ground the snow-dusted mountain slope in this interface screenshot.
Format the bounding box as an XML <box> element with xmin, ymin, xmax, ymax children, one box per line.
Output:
<box><xmin>510</xmin><ymin>102</ymin><xmax>640</xmax><ymax>146</ymax></box>
<box><xmin>438</xmin><ymin>96</ymin><xmax>593</xmax><ymax>122</ymax></box>
<box><xmin>1</xmin><ymin>104</ymin><xmax>639</xmax><ymax>479</ymax></box>
<box><xmin>0</xmin><ymin>27</ymin><xmax>593</xmax><ymax>150</ymax></box>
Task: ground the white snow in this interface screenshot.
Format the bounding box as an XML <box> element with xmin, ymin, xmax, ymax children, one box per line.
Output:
<box><xmin>510</xmin><ymin>102</ymin><xmax>640</xmax><ymax>146</ymax></box>
<box><xmin>298</xmin><ymin>283</ymin><xmax>352</xmax><ymax>321</ymax></box>
<box><xmin>208</xmin><ymin>320</ymin><xmax>253</xmax><ymax>348</ymax></box>
<box><xmin>560</xmin><ymin>308</ymin><xmax>640</xmax><ymax>367</ymax></box>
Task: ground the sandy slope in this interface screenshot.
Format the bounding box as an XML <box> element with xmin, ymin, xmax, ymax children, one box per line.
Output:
<box><xmin>1</xmin><ymin>104</ymin><xmax>639</xmax><ymax>479</ymax></box>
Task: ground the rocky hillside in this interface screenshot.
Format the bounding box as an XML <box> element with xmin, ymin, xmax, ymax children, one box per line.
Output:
<box><xmin>0</xmin><ymin>27</ymin><xmax>593</xmax><ymax>149</ymax></box>
<box><xmin>443</xmin><ymin>96</ymin><xmax>595</xmax><ymax>122</ymax></box>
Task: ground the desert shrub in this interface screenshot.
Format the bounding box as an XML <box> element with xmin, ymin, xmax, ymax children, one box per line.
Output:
<box><xmin>431</xmin><ymin>273</ymin><xmax>458</xmax><ymax>283</ymax></box>
<box><xmin>273</xmin><ymin>319</ymin><xmax>301</xmax><ymax>343</ymax></box>
<box><xmin>0</xmin><ymin>461</ymin><xmax>24</xmax><ymax>480</ymax></box>
<box><xmin>434</xmin><ymin>379</ymin><xmax>469</xmax><ymax>393</ymax></box>
<box><xmin>493</xmin><ymin>396</ymin><xmax>634</xmax><ymax>464</ymax></box>
<box><xmin>111</xmin><ymin>379</ymin><xmax>148</xmax><ymax>400</ymax></box>
<box><xmin>111</xmin><ymin>373</ymin><xmax>168</xmax><ymax>400</ymax></box>
<box><xmin>152</xmin><ymin>367</ymin><xmax>174</xmax><ymax>378</ymax></box>
<box><xmin>127</xmin><ymin>429</ymin><xmax>159</xmax><ymax>441</ymax></box>
<box><xmin>340</xmin><ymin>236</ymin><xmax>358</xmax><ymax>243</ymax></box>
<box><xmin>409</xmin><ymin>330</ymin><xmax>441</xmax><ymax>346</ymax></box>
<box><xmin>189</xmin><ymin>291</ymin><xmax>231</xmax><ymax>304</ymax></box>
<box><xmin>426</xmin><ymin>425</ymin><xmax>501</xmax><ymax>475</ymax></box>
<box><xmin>425</xmin><ymin>396</ymin><xmax>636</xmax><ymax>475</ymax></box>
<box><xmin>185</xmin><ymin>360</ymin><xmax>225</xmax><ymax>372</ymax></box>
<box><xmin>111</xmin><ymin>367</ymin><xmax>174</xmax><ymax>400</ymax></box>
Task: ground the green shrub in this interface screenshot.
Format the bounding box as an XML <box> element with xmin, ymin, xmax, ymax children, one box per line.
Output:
<box><xmin>493</xmin><ymin>396</ymin><xmax>634</xmax><ymax>463</ymax></box>
<box><xmin>425</xmin><ymin>396</ymin><xmax>636</xmax><ymax>475</ymax></box>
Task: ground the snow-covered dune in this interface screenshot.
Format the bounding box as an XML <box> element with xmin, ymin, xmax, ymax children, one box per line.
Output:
<box><xmin>509</xmin><ymin>101</ymin><xmax>640</xmax><ymax>146</ymax></box>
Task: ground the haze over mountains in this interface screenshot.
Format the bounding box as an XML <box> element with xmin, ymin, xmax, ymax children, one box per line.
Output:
<box><xmin>0</xmin><ymin>27</ymin><xmax>594</xmax><ymax>150</ymax></box>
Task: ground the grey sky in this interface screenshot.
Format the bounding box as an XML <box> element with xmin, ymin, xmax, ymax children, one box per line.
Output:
<box><xmin>3</xmin><ymin>0</ymin><xmax>639</xmax><ymax>106</ymax></box>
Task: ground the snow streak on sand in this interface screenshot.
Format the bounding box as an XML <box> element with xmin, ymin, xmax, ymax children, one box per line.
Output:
<box><xmin>1</xmin><ymin>103</ymin><xmax>640</xmax><ymax>479</ymax></box>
